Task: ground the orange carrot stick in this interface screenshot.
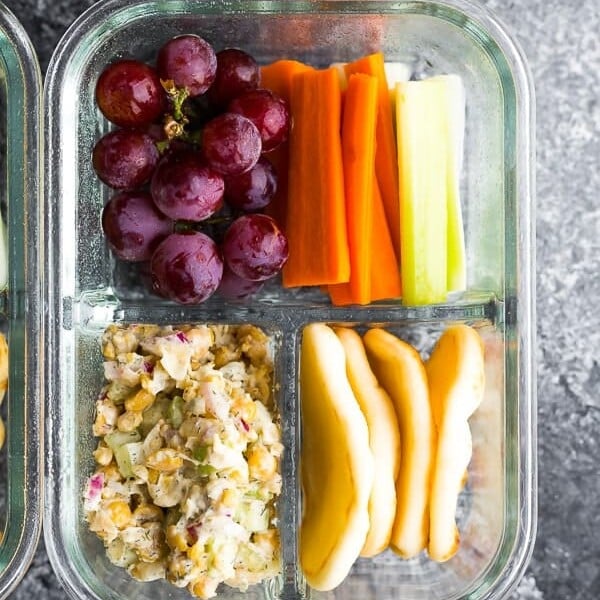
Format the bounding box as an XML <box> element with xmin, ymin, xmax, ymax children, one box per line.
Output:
<box><xmin>370</xmin><ymin>179</ymin><xmax>402</xmax><ymax>302</ymax></box>
<box><xmin>330</xmin><ymin>178</ymin><xmax>401</xmax><ymax>305</ymax></box>
<box><xmin>329</xmin><ymin>73</ymin><xmax>378</xmax><ymax>306</ymax></box>
<box><xmin>282</xmin><ymin>67</ymin><xmax>349</xmax><ymax>287</ymax></box>
<box><xmin>345</xmin><ymin>53</ymin><xmax>400</xmax><ymax>257</ymax></box>
<box><xmin>260</xmin><ymin>60</ymin><xmax>313</xmax><ymax>232</ymax></box>
<box><xmin>260</xmin><ymin>59</ymin><xmax>312</xmax><ymax>101</ymax></box>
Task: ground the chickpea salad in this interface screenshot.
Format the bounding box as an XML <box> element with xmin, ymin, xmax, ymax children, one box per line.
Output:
<box><xmin>84</xmin><ymin>324</ymin><xmax>283</xmax><ymax>599</ymax></box>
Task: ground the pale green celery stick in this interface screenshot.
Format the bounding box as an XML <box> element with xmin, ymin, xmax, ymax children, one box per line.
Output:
<box><xmin>396</xmin><ymin>79</ymin><xmax>448</xmax><ymax>305</ymax></box>
<box><xmin>384</xmin><ymin>62</ymin><xmax>412</xmax><ymax>87</ymax></box>
<box><xmin>0</xmin><ymin>217</ymin><xmax>7</xmax><ymax>291</ymax></box>
<box><xmin>435</xmin><ymin>75</ymin><xmax>467</xmax><ymax>292</ymax></box>
<box><xmin>386</xmin><ymin>62</ymin><xmax>412</xmax><ymax>135</ymax></box>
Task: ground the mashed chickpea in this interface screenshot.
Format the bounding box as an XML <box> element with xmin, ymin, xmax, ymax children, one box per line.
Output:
<box><xmin>84</xmin><ymin>324</ymin><xmax>282</xmax><ymax>599</ymax></box>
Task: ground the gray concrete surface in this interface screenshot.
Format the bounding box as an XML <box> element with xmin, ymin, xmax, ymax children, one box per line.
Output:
<box><xmin>3</xmin><ymin>0</ymin><xmax>600</xmax><ymax>598</ymax></box>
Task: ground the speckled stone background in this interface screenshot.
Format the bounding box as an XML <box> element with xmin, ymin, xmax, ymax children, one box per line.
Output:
<box><xmin>2</xmin><ymin>0</ymin><xmax>599</xmax><ymax>598</ymax></box>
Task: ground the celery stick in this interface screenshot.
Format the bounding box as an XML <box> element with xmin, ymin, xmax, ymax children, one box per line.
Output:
<box><xmin>386</xmin><ymin>62</ymin><xmax>412</xmax><ymax>135</ymax></box>
<box><xmin>437</xmin><ymin>75</ymin><xmax>467</xmax><ymax>292</ymax></box>
<box><xmin>395</xmin><ymin>79</ymin><xmax>448</xmax><ymax>305</ymax></box>
<box><xmin>384</xmin><ymin>62</ymin><xmax>411</xmax><ymax>89</ymax></box>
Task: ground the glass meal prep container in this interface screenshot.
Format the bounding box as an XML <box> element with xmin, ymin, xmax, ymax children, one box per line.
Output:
<box><xmin>43</xmin><ymin>1</ymin><xmax>536</xmax><ymax>599</ymax></box>
<box><xmin>0</xmin><ymin>2</ymin><xmax>43</xmax><ymax>598</ymax></box>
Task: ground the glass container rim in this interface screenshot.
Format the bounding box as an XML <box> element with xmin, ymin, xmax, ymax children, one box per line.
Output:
<box><xmin>0</xmin><ymin>1</ymin><xmax>43</xmax><ymax>598</ymax></box>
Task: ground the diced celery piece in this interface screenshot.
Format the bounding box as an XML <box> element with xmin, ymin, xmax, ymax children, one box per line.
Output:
<box><xmin>105</xmin><ymin>430</ymin><xmax>141</xmax><ymax>451</ymax></box>
<box><xmin>396</xmin><ymin>78</ymin><xmax>448</xmax><ymax>305</ymax></box>
<box><xmin>168</xmin><ymin>396</ymin><xmax>185</xmax><ymax>428</ymax></box>
<box><xmin>197</xmin><ymin>464</ymin><xmax>217</xmax><ymax>477</ymax></box>
<box><xmin>106</xmin><ymin>381</ymin><xmax>134</xmax><ymax>404</ymax></box>
<box><xmin>237</xmin><ymin>500</ymin><xmax>270</xmax><ymax>533</ymax></box>
<box><xmin>107</xmin><ymin>538</ymin><xmax>138</xmax><ymax>568</ymax></box>
<box><xmin>193</xmin><ymin>445</ymin><xmax>209</xmax><ymax>462</ymax></box>
<box><xmin>114</xmin><ymin>441</ymin><xmax>144</xmax><ymax>478</ymax></box>
<box><xmin>141</xmin><ymin>395</ymin><xmax>170</xmax><ymax>433</ymax></box>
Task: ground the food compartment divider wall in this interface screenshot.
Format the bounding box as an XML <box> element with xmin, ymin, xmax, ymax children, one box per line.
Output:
<box><xmin>43</xmin><ymin>1</ymin><xmax>535</xmax><ymax>599</ymax></box>
<box><xmin>0</xmin><ymin>2</ymin><xmax>42</xmax><ymax>598</ymax></box>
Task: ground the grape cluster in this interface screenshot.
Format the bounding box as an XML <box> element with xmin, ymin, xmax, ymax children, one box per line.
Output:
<box><xmin>93</xmin><ymin>34</ymin><xmax>290</xmax><ymax>304</ymax></box>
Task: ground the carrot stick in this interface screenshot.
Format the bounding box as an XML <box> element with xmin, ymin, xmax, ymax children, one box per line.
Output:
<box><xmin>370</xmin><ymin>179</ymin><xmax>402</xmax><ymax>301</ymax></box>
<box><xmin>327</xmin><ymin>280</ymin><xmax>354</xmax><ymax>306</ymax></box>
<box><xmin>330</xmin><ymin>180</ymin><xmax>402</xmax><ymax>305</ymax></box>
<box><xmin>329</xmin><ymin>73</ymin><xmax>378</xmax><ymax>306</ymax></box>
<box><xmin>260</xmin><ymin>59</ymin><xmax>312</xmax><ymax>101</ymax></box>
<box><xmin>282</xmin><ymin>67</ymin><xmax>350</xmax><ymax>287</ymax></box>
<box><xmin>345</xmin><ymin>53</ymin><xmax>400</xmax><ymax>257</ymax></box>
<box><xmin>260</xmin><ymin>60</ymin><xmax>313</xmax><ymax>233</ymax></box>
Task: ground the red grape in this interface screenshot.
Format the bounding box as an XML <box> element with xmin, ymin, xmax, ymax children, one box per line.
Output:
<box><xmin>157</xmin><ymin>35</ymin><xmax>217</xmax><ymax>97</ymax></box>
<box><xmin>222</xmin><ymin>214</ymin><xmax>288</xmax><ymax>281</ymax></box>
<box><xmin>96</xmin><ymin>60</ymin><xmax>166</xmax><ymax>128</ymax></box>
<box><xmin>224</xmin><ymin>156</ymin><xmax>277</xmax><ymax>211</ymax></box>
<box><xmin>209</xmin><ymin>48</ymin><xmax>260</xmax><ymax>107</ymax></box>
<box><xmin>218</xmin><ymin>266</ymin><xmax>264</xmax><ymax>300</ymax></box>
<box><xmin>202</xmin><ymin>113</ymin><xmax>262</xmax><ymax>176</ymax></box>
<box><xmin>102</xmin><ymin>191</ymin><xmax>173</xmax><ymax>262</ymax></box>
<box><xmin>151</xmin><ymin>232</ymin><xmax>223</xmax><ymax>304</ymax></box>
<box><xmin>228</xmin><ymin>89</ymin><xmax>290</xmax><ymax>152</ymax></box>
<box><xmin>151</xmin><ymin>150</ymin><xmax>224</xmax><ymax>222</ymax></box>
<box><xmin>92</xmin><ymin>129</ymin><xmax>159</xmax><ymax>189</ymax></box>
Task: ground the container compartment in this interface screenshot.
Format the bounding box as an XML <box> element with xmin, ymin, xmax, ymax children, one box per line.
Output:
<box><xmin>0</xmin><ymin>2</ymin><xmax>42</xmax><ymax>598</ymax></box>
<box><xmin>47</xmin><ymin>1</ymin><xmax>513</xmax><ymax>309</ymax></box>
<box><xmin>54</xmin><ymin>319</ymin><xmax>290</xmax><ymax>600</ymax></box>
<box><xmin>301</xmin><ymin>319</ymin><xmax>506</xmax><ymax>600</ymax></box>
<box><xmin>44</xmin><ymin>1</ymin><xmax>535</xmax><ymax>599</ymax></box>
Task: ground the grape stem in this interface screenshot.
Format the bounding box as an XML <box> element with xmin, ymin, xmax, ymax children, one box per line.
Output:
<box><xmin>157</xmin><ymin>80</ymin><xmax>208</xmax><ymax>151</ymax></box>
<box><xmin>161</xmin><ymin>79</ymin><xmax>190</xmax><ymax>122</ymax></box>
<box><xmin>163</xmin><ymin>115</ymin><xmax>186</xmax><ymax>140</ymax></box>
<box><xmin>160</xmin><ymin>79</ymin><xmax>194</xmax><ymax>145</ymax></box>
<box><xmin>155</xmin><ymin>139</ymin><xmax>171</xmax><ymax>154</ymax></box>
